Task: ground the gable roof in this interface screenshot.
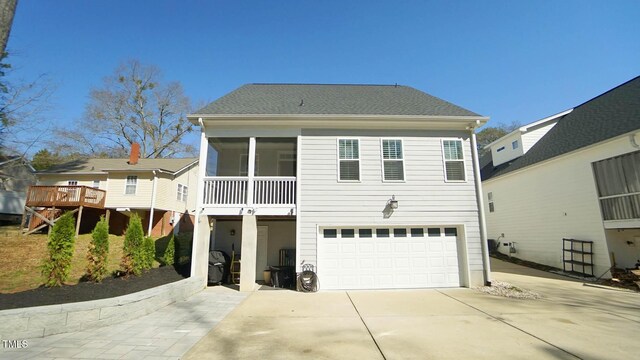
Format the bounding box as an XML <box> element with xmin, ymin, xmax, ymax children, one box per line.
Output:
<box><xmin>484</xmin><ymin>76</ymin><xmax>640</xmax><ymax>180</ymax></box>
<box><xmin>193</xmin><ymin>84</ymin><xmax>481</xmax><ymax>117</ymax></box>
<box><xmin>38</xmin><ymin>158</ymin><xmax>198</xmax><ymax>175</ymax></box>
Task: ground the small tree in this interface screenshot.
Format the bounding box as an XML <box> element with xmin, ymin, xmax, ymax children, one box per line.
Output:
<box><xmin>86</xmin><ymin>216</ymin><xmax>109</xmax><ymax>282</ymax></box>
<box><xmin>121</xmin><ymin>213</ymin><xmax>145</xmax><ymax>276</ymax></box>
<box><xmin>161</xmin><ymin>234</ymin><xmax>175</xmax><ymax>266</ymax></box>
<box><xmin>41</xmin><ymin>212</ymin><xmax>76</xmax><ymax>287</ymax></box>
<box><xmin>142</xmin><ymin>236</ymin><xmax>155</xmax><ymax>270</ymax></box>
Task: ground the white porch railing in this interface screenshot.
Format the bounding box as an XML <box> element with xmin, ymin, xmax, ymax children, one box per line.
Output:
<box><xmin>203</xmin><ymin>177</ymin><xmax>248</xmax><ymax>205</ymax></box>
<box><xmin>253</xmin><ymin>177</ymin><xmax>296</xmax><ymax>206</ymax></box>
<box><xmin>202</xmin><ymin>176</ymin><xmax>296</xmax><ymax>206</ymax></box>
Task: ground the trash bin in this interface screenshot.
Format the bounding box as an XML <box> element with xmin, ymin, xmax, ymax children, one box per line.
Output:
<box><xmin>208</xmin><ymin>250</ymin><xmax>230</xmax><ymax>285</ymax></box>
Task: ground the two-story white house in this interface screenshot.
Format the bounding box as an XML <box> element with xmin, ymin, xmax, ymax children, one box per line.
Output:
<box><xmin>482</xmin><ymin>76</ymin><xmax>640</xmax><ymax>277</ymax></box>
<box><xmin>189</xmin><ymin>84</ymin><xmax>491</xmax><ymax>291</ymax></box>
<box><xmin>28</xmin><ymin>145</ymin><xmax>198</xmax><ymax>237</ymax></box>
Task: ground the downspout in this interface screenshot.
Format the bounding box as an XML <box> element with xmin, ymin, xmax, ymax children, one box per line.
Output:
<box><xmin>470</xmin><ymin>127</ymin><xmax>492</xmax><ymax>286</ymax></box>
<box><xmin>148</xmin><ymin>170</ymin><xmax>158</xmax><ymax>237</ymax></box>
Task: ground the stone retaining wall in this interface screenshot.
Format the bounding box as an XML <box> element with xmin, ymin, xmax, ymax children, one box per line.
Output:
<box><xmin>0</xmin><ymin>277</ymin><xmax>205</xmax><ymax>339</ymax></box>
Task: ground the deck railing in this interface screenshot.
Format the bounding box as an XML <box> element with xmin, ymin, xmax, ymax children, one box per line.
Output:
<box><xmin>25</xmin><ymin>186</ymin><xmax>106</xmax><ymax>209</ymax></box>
<box><xmin>202</xmin><ymin>176</ymin><xmax>296</xmax><ymax>206</ymax></box>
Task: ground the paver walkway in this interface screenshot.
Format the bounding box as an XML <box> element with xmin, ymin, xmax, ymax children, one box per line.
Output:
<box><xmin>0</xmin><ymin>286</ymin><xmax>246</xmax><ymax>360</ymax></box>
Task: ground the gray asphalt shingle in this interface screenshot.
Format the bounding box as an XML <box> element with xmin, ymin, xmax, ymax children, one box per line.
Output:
<box><xmin>485</xmin><ymin>76</ymin><xmax>640</xmax><ymax>180</ymax></box>
<box><xmin>194</xmin><ymin>84</ymin><xmax>481</xmax><ymax>117</ymax></box>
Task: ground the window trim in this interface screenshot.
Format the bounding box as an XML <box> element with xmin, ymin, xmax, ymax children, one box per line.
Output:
<box><xmin>441</xmin><ymin>138</ymin><xmax>467</xmax><ymax>183</ymax></box>
<box><xmin>124</xmin><ymin>175</ymin><xmax>138</xmax><ymax>195</ymax></box>
<box><xmin>177</xmin><ymin>183</ymin><xmax>188</xmax><ymax>202</ymax></box>
<box><xmin>336</xmin><ymin>138</ymin><xmax>362</xmax><ymax>183</ymax></box>
<box><xmin>380</xmin><ymin>138</ymin><xmax>406</xmax><ymax>182</ymax></box>
<box><xmin>512</xmin><ymin>140</ymin><xmax>519</xmax><ymax>149</ymax></box>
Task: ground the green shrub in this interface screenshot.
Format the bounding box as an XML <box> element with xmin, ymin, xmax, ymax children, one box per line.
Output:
<box><xmin>142</xmin><ymin>236</ymin><xmax>156</xmax><ymax>270</ymax></box>
<box><xmin>41</xmin><ymin>212</ymin><xmax>76</xmax><ymax>287</ymax></box>
<box><xmin>121</xmin><ymin>213</ymin><xmax>145</xmax><ymax>276</ymax></box>
<box><xmin>86</xmin><ymin>216</ymin><xmax>110</xmax><ymax>282</ymax></box>
<box><xmin>161</xmin><ymin>234</ymin><xmax>175</xmax><ymax>266</ymax></box>
<box><xmin>174</xmin><ymin>232</ymin><xmax>193</xmax><ymax>265</ymax></box>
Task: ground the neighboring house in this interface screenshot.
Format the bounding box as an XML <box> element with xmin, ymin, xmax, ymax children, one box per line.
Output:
<box><xmin>0</xmin><ymin>154</ymin><xmax>36</xmax><ymax>223</ymax></box>
<box><xmin>29</xmin><ymin>144</ymin><xmax>198</xmax><ymax>236</ymax></box>
<box><xmin>482</xmin><ymin>76</ymin><xmax>640</xmax><ymax>277</ymax></box>
<box><xmin>188</xmin><ymin>83</ymin><xmax>491</xmax><ymax>291</ymax></box>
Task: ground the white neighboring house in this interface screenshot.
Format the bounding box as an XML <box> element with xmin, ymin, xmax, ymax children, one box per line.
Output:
<box><xmin>188</xmin><ymin>83</ymin><xmax>491</xmax><ymax>291</ymax></box>
<box><xmin>29</xmin><ymin>144</ymin><xmax>198</xmax><ymax>237</ymax></box>
<box><xmin>482</xmin><ymin>76</ymin><xmax>640</xmax><ymax>277</ymax></box>
<box><xmin>0</xmin><ymin>154</ymin><xmax>36</xmax><ymax>223</ymax></box>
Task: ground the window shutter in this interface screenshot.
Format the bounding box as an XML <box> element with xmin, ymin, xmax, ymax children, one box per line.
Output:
<box><xmin>445</xmin><ymin>161</ymin><xmax>465</xmax><ymax>181</ymax></box>
<box><xmin>384</xmin><ymin>161</ymin><xmax>404</xmax><ymax>181</ymax></box>
<box><xmin>340</xmin><ymin>161</ymin><xmax>360</xmax><ymax>181</ymax></box>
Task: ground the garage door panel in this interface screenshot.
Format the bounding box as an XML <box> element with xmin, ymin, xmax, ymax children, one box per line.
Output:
<box><xmin>318</xmin><ymin>226</ymin><xmax>461</xmax><ymax>290</ymax></box>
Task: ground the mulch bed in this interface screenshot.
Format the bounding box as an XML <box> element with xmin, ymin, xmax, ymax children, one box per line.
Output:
<box><xmin>0</xmin><ymin>265</ymin><xmax>190</xmax><ymax>310</ymax></box>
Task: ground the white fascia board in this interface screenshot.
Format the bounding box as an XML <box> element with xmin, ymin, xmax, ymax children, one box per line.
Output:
<box><xmin>482</xmin><ymin>109</ymin><xmax>573</xmax><ymax>150</ymax></box>
<box><xmin>189</xmin><ymin>114</ymin><xmax>489</xmax><ymax>130</ymax></box>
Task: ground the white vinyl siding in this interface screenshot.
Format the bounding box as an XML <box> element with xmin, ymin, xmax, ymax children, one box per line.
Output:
<box><xmin>381</xmin><ymin>139</ymin><xmax>405</xmax><ymax>181</ymax></box>
<box><xmin>337</xmin><ymin>139</ymin><xmax>360</xmax><ymax>181</ymax></box>
<box><xmin>299</xmin><ymin>130</ymin><xmax>483</xmax><ymax>287</ymax></box>
<box><xmin>482</xmin><ymin>135</ymin><xmax>640</xmax><ymax>275</ymax></box>
<box><xmin>442</xmin><ymin>139</ymin><xmax>466</xmax><ymax>182</ymax></box>
<box><xmin>125</xmin><ymin>175</ymin><xmax>137</xmax><ymax>195</ymax></box>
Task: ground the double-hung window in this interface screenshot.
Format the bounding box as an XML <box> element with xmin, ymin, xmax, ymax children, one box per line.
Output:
<box><xmin>125</xmin><ymin>175</ymin><xmax>137</xmax><ymax>195</ymax></box>
<box><xmin>382</xmin><ymin>139</ymin><xmax>404</xmax><ymax>181</ymax></box>
<box><xmin>338</xmin><ymin>139</ymin><xmax>360</xmax><ymax>181</ymax></box>
<box><xmin>442</xmin><ymin>140</ymin><xmax>466</xmax><ymax>181</ymax></box>
<box><xmin>177</xmin><ymin>184</ymin><xmax>188</xmax><ymax>202</ymax></box>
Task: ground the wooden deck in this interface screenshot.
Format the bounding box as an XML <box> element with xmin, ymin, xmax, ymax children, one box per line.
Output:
<box><xmin>25</xmin><ymin>185</ymin><xmax>106</xmax><ymax>209</ymax></box>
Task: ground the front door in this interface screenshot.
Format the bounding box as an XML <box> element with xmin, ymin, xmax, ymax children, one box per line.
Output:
<box><xmin>256</xmin><ymin>226</ymin><xmax>268</xmax><ymax>281</ymax></box>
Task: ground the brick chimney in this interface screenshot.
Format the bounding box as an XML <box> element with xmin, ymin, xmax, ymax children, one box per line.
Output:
<box><xmin>129</xmin><ymin>143</ymin><xmax>140</xmax><ymax>165</ymax></box>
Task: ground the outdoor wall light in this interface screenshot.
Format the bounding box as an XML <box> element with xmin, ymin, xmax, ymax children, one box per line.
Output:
<box><xmin>230</xmin><ymin>229</ymin><xmax>236</xmax><ymax>236</ymax></box>
<box><xmin>388</xmin><ymin>195</ymin><xmax>398</xmax><ymax>209</ymax></box>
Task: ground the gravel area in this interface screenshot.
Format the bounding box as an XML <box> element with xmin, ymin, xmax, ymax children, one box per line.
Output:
<box><xmin>475</xmin><ymin>280</ymin><xmax>542</xmax><ymax>299</ymax></box>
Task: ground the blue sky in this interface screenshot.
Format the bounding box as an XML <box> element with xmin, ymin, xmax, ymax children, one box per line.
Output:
<box><xmin>6</xmin><ymin>1</ymin><xmax>639</xmax><ymax>153</ymax></box>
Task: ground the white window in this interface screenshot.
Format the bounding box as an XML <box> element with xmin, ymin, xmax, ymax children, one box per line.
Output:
<box><xmin>338</xmin><ymin>139</ymin><xmax>360</xmax><ymax>181</ymax></box>
<box><xmin>382</xmin><ymin>139</ymin><xmax>405</xmax><ymax>181</ymax></box>
<box><xmin>177</xmin><ymin>184</ymin><xmax>188</xmax><ymax>202</ymax></box>
<box><xmin>442</xmin><ymin>140</ymin><xmax>466</xmax><ymax>181</ymax></box>
<box><xmin>512</xmin><ymin>140</ymin><xmax>519</xmax><ymax>149</ymax></box>
<box><xmin>92</xmin><ymin>180</ymin><xmax>100</xmax><ymax>189</ymax></box>
<box><xmin>125</xmin><ymin>175</ymin><xmax>137</xmax><ymax>195</ymax></box>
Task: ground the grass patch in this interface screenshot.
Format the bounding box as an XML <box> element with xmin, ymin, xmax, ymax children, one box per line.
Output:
<box><xmin>0</xmin><ymin>225</ymin><xmax>168</xmax><ymax>293</ymax></box>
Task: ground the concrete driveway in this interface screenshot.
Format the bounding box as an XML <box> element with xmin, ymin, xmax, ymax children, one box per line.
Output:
<box><xmin>185</xmin><ymin>259</ymin><xmax>640</xmax><ymax>360</ymax></box>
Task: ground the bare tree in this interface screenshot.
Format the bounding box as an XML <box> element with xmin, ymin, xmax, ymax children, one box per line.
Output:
<box><xmin>0</xmin><ymin>0</ymin><xmax>18</xmax><ymax>56</ymax></box>
<box><xmin>0</xmin><ymin>65</ymin><xmax>55</xmax><ymax>156</ymax></box>
<box><xmin>55</xmin><ymin>60</ymin><xmax>194</xmax><ymax>158</ymax></box>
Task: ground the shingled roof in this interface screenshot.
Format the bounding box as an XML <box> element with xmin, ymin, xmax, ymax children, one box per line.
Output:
<box><xmin>193</xmin><ymin>84</ymin><xmax>480</xmax><ymax>117</ymax></box>
<box><xmin>38</xmin><ymin>158</ymin><xmax>198</xmax><ymax>174</ymax></box>
<box><xmin>484</xmin><ymin>76</ymin><xmax>640</xmax><ymax>180</ymax></box>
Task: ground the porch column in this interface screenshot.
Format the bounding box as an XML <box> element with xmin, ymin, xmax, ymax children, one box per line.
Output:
<box><xmin>191</xmin><ymin>214</ymin><xmax>211</xmax><ymax>281</ymax></box>
<box><xmin>239</xmin><ymin>214</ymin><xmax>258</xmax><ymax>291</ymax></box>
<box><xmin>190</xmin><ymin>119</ymin><xmax>210</xmax><ymax>285</ymax></box>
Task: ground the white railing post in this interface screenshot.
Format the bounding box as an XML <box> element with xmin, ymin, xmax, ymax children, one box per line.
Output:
<box><xmin>247</xmin><ymin>137</ymin><xmax>256</xmax><ymax>207</ymax></box>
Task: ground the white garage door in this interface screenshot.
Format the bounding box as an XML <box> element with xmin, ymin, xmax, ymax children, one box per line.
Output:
<box><xmin>318</xmin><ymin>226</ymin><xmax>461</xmax><ymax>290</ymax></box>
